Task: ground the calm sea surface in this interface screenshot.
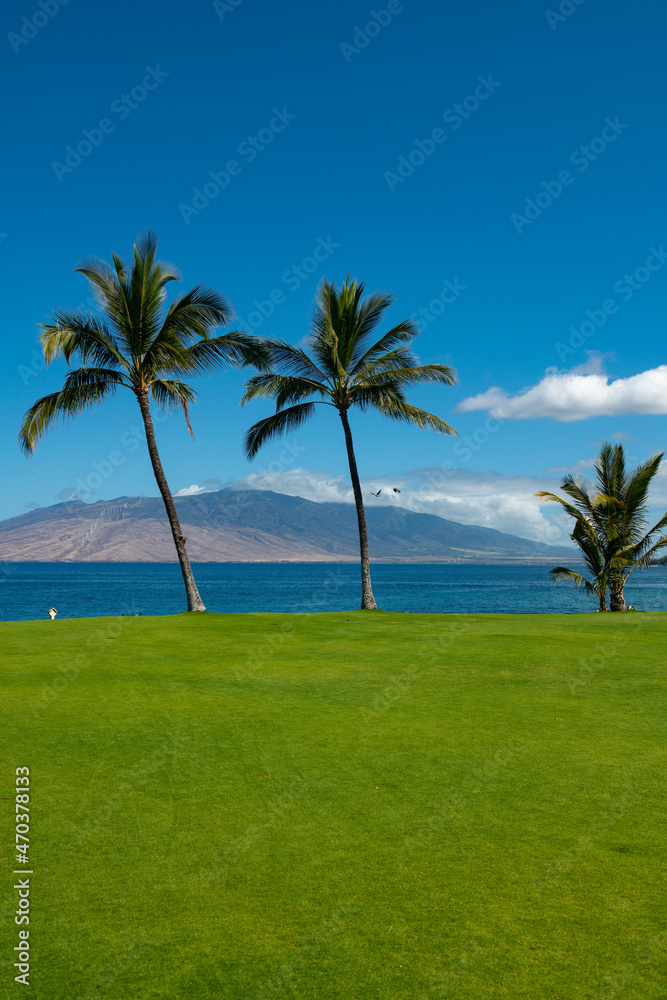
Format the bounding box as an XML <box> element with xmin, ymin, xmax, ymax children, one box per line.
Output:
<box><xmin>2</xmin><ymin>562</ymin><xmax>667</xmax><ymax>621</ymax></box>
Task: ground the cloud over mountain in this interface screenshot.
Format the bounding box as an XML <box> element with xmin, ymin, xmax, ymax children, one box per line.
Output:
<box><xmin>224</xmin><ymin>466</ymin><xmax>569</xmax><ymax>544</ymax></box>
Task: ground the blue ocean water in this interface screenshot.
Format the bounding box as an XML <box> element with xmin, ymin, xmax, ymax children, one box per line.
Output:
<box><xmin>2</xmin><ymin>563</ymin><xmax>667</xmax><ymax>621</ymax></box>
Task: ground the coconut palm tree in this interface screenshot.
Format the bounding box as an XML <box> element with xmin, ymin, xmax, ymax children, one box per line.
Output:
<box><xmin>549</xmin><ymin>519</ymin><xmax>610</xmax><ymax>612</ymax></box>
<box><xmin>241</xmin><ymin>275</ymin><xmax>457</xmax><ymax>609</ymax></box>
<box><xmin>537</xmin><ymin>443</ymin><xmax>667</xmax><ymax>611</ymax></box>
<box><xmin>18</xmin><ymin>231</ymin><xmax>262</xmax><ymax>612</ymax></box>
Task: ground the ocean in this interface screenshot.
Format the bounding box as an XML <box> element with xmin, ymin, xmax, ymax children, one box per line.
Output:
<box><xmin>2</xmin><ymin>562</ymin><xmax>667</xmax><ymax>621</ymax></box>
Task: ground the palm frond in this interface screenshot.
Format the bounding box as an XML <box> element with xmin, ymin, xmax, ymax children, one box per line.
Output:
<box><xmin>241</xmin><ymin>276</ymin><xmax>457</xmax><ymax>462</ymax></box>
<box><xmin>621</xmin><ymin>452</ymin><xmax>663</xmax><ymax>524</ymax></box>
<box><xmin>158</xmin><ymin>285</ymin><xmax>233</xmax><ymax>343</ymax></box>
<box><xmin>39</xmin><ymin>314</ymin><xmax>125</xmax><ymax>369</ymax></box>
<box><xmin>350</xmin><ymin>345</ymin><xmax>420</xmax><ymax>382</ymax></box>
<box><xmin>156</xmin><ymin>331</ymin><xmax>269</xmax><ymax>377</ymax></box>
<box><xmin>18</xmin><ymin>381</ymin><xmax>119</xmax><ymax>455</ymax></box>
<box><xmin>355</xmin><ymin>364</ymin><xmax>457</xmax><ymax>389</ymax></box>
<box><xmin>539</xmin><ymin>442</ymin><xmax>667</xmax><ymax>608</ymax></box>
<box><xmin>244</xmin><ymin>402</ymin><xmax>317</xmax><ymax>459</ymax></box>
<box><xmin>74</xmin><ymin>255</ymin><xmax>121</xmax><ymax>305</ymax></box>
<box><xmin>62</xmin><ymin>367</ymin><xmax>131</xmax><ymax>390</ymax></box>
<box><xmin>620</xmin><ymin>509</ymin><xmax>667</xmax><ymax>565</ymax></box>
<box><xmin>631</xmin><ymin>534</ymin><xmax>667</xmax><ymax>569</ymax></box>
<box><xmin>344</xmin><ymin>290</ymin><xmax>393</xmax><ymax>363</ymax></box>
<box><xmin>241</xmin><ymin>373</ymin><xmax>327</xmax><ymax>407</ymax></box>
<box><xmin>549</xmin><ymin>567</ymin><xmax>599</xmax><ymax>596</ymax></box>
<box><xmin>557</xmin><ymin>475</ymin><xmax>597</xmax><ymax>514</ymax></box>
<box><xmin>364</xmin><ymin>397</ymin><xmax>457</xmax><ymax>435</ymax></box>
<box><xmin>349</xmin><ymin>322</ymin><xmax>418</xmax><ymax>376</ymax></box>
<box><xmin>74</xmin><ymin>254</ymin><xmax>133</xmax><ymax>340</ymax></box>
<box><xmin>265</xmin><ymin>340</ymin><xmax>330</xmax><ymax>382</ymax></box>
<box><xmin>149</xmin><ymin>378</ymin><xmax>198</xmax><ymax>437</ymax></box>
<box><xmin>535</xmin><ymin>490</ymin><xmax>597</xmax><ymax>529</ymax></box>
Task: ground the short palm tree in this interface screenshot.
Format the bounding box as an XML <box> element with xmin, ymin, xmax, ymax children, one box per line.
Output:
<box><xmin>241</xmin><ymin>275</ymin><xmax>457</xmax><ymax>609</ymax></box>
<box><xmin>19</xmin><ymin>231</ymin><xmax>262</xmax><ymax>612</ymax></box>
<box><xmin>537</xmin><ymin>443</ymin><xmax>667</xmax><ymax>611</ymax></box>
<box><xmin>549</xmin><ymin>518</ymin><xmax>610</xmax><ymax>612</ymax></box>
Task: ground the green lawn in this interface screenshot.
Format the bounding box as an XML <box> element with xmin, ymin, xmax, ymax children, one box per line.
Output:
<box><xmin>1</xmin><ymin>611</ymin><xmax>666</xmax><ymax>999</ymax></box>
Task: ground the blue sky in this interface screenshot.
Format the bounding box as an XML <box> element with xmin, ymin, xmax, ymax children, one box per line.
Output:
<box><xmin>3</xmin><ymin>0</ymin><xmax>667</xmax><ymax>543</ymax></box>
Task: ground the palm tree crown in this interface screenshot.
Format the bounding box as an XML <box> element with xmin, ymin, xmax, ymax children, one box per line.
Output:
<box><xmin>242</xmin><ymin>275</ymin><xmax>457</xmax><ymax>609</ymax></box>
<box><xmin>19</xmin><ymin>231</ymin><xmax>262</xmax><ymax>611</ymax></box>
<box><xmin>537</xmin><ymin>442</ymin><xmax>667</xmax><ymax>611</ymax></box>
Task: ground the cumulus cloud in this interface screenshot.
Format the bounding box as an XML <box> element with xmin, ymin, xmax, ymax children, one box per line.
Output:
<box><xmin>457</xmin><ymin>365</ymin><xmax>667</xmax><ymax>422</ymax></box>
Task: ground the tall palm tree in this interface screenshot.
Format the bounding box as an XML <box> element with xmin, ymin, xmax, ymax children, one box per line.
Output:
<box><xmin>19</xmin><ymin>231</ymin><xmax>262</xmax><ymax>612</ymax></box>
<box><xmin>241</xmin><ymin>275</ymin><xmax>457</xmax><ymax>609</ymax></box>
<box><xmin>537</xmin><ymin>443</ymin><xmax>667</xmax><ymax>611</ymax></box>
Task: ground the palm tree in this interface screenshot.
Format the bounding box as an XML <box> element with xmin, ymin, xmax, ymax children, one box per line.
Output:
<box><xmin>537</xmin><ymin>443</ymin><xmax>667</xmax><ymax>611</ymax></box>
<box><xmin>241</xmin><ymin>275</ymin><xmax>457</xmax><ymax>609</ymax></box>
<box><xmin>549</xmin><ymin>519</ymin><xmax>610</xmax><ymax>612</ymax></box>
<box><xmin>18</xmin><ymin>231</ymin><xmax>262</xmax><ymax>612</ymax></box>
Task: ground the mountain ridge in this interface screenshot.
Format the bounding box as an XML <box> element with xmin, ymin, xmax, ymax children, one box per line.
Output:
<box><xmin>0</xmin><ymin>489</ymin><xmax>574</xmax><ymax>563</ymax></box>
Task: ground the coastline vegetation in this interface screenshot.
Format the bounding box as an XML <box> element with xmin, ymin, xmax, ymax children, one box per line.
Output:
<box><xmin>537</xmin><ymin>443</ymin><xmax>667</xmax><ymax>611</ymax></box>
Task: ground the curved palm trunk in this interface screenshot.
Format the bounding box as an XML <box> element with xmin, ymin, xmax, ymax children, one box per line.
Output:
<box><xmin>136</xmin><ymin>390</ymin><xmax>206</xmax><ymax>612</ymax></box>
<box><xmin>339</xmin><ymin>408</ymin><xmax>377</xmax><ymax>610</ymax></box>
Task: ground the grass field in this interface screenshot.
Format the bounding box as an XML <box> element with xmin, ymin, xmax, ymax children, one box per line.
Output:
<box><xmin>1</xmin><ymin>610</ymin><xmax>666</xmax><ymax>999</ymax></box>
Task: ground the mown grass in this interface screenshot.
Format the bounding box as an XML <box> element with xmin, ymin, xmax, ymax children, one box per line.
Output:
<box><xmin>1</xmin><ymin>611</ymin><xmax>666</xmax><ymax>999</ymax></box>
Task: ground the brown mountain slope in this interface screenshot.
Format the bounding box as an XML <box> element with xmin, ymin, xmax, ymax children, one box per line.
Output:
<box><xmin>0</xmin><ymin>491</ymin><xmax>574</xmax><ymax>563</ymax></box>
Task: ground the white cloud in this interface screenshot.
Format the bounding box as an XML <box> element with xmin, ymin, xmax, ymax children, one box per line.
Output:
<box><xmin>231</xmin><ymin>468</ymin><xmax>354</xmax><ymax>504</ymax></box>
<box><xmin>224</xmin><ymin>466</ymin><xmax>572</xmax><ymax>545</ymax></box>
<box><xmin>174</xmin><ymin>483</ymin><xmax>219</xmax><ymax>497</ymax></box>
<box><xmin>457</xmin><ymin>365</ymin><xmax>667</xmax><ymax>422</ymax></box>
<box><xmin>397</xmin><ymin>467</ymin><xmax>566</xmax><ymax>543</ymax></box>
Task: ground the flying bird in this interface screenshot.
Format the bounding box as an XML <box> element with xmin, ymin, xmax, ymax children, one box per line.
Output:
<box><xmin>371</xmin><ymin>490</ymin><xmax>382</xmax><ymax>497</ymax></box>
<box><xmin>393</xmin><ymin>488</ymin><xmax>401</xmax><ymax>493</ymax></box>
